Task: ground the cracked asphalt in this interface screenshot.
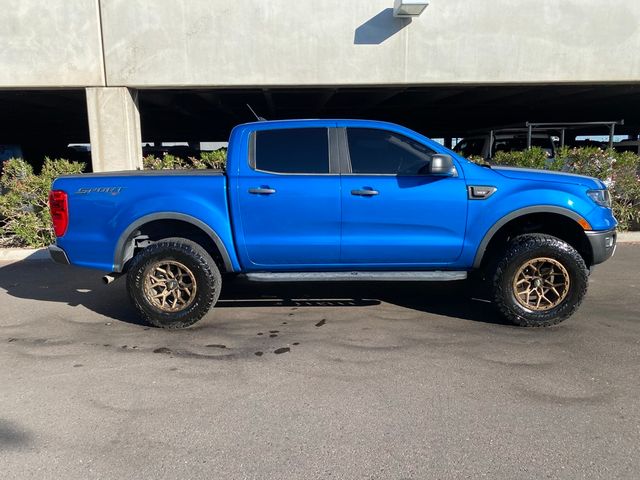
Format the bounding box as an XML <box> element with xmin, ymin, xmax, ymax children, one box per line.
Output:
<box><xmin>1</xmin><ymin>245</ymin><xmax>639</xmax><ymax>479</ymax></box>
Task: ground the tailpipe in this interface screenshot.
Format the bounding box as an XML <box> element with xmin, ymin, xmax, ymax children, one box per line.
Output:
<box><xmin>102</xmin><ymin>272</ymin><xmax>123</xmax><ymax>285</ymax></box>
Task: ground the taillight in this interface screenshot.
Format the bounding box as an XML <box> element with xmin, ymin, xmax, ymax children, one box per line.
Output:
<box><xmin>48</xmin><ymin>190</ymin><xmax>68</xmax><ymax>237</ymax></box>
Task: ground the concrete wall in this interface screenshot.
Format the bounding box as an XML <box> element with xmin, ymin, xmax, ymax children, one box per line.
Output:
<box><xmin>101</xmin><ymin>0</ymin><xmax>640</xmax><ymax>87</ymax></box>
<box><xmin>0</xmin><ymin>0</ymin><xmax>104</xmax><ymax>87</ymax></box>
<box><xmin>2</xmin><ymin>0</ymin><xmax>639</xmax><ymax>89</ymax></box>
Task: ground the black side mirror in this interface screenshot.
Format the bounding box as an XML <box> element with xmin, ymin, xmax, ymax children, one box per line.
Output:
<box><xmin>429</xmin><ymin>154</ymin><xmax>455</xmax><ymax>175</ymax></box>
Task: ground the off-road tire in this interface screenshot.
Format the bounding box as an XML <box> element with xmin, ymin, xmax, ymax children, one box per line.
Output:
<box><xmin>492</xmin><ymin>234</ymin><xmax>588</xmax><ymax>327</ymax></box>
<box><xmin>126</xmin><ymin>237</ymin><xmax>221</xmax><ymax>329</ymax></box>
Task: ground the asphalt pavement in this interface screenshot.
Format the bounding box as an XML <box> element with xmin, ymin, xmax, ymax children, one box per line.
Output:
<box><xmin>1</xmin><ymin>246</ymin><xmax>639</xmax><ymax>479</ymax></box>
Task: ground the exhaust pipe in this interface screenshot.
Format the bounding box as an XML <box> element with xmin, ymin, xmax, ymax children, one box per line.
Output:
<box><xmin>102</xmin><ymin>273</ymin><xmax>123</xmax><ymax>285</ymax></box>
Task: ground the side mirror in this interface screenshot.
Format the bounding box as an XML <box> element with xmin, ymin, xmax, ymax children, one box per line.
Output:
<box><xmin>429</xmin><ymin>154</ymin><xmax>455</xmax><ymax>175</ymax></box>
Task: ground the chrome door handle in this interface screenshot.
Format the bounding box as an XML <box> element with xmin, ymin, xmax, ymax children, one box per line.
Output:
<box><xmin>351</xmin><ymin>189</ymin><xmax>379</xmax><ymax>196</ymax></box>
<box><xmin>248</xmin><ymin>187</ymin><xmax>276</xmax><ymax>195</ymax></box>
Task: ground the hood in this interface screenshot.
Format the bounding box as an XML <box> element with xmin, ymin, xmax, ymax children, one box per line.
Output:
<box><xmin>492</xmin><ymin>166</ymin><xmax>606</xmax><ymax>189</ymax></box>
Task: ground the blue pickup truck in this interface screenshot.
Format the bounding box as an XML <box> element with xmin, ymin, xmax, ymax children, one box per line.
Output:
<box><xmin>48</xmin><ymin>119</ymin><xmax>617</xmax><ymax>328</ymax></box>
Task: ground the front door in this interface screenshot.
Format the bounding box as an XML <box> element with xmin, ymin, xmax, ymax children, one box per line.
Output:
<box><xmin>339</xmin><ymin>127</ymin><xmax>467</xmax><ymax>266</ymax></box>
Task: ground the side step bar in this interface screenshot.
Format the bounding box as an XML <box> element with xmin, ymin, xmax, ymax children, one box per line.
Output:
<box><xmin>245</xmin><ymin>271</ymin><xmax>467</xmax><ymax>282</ymax></box>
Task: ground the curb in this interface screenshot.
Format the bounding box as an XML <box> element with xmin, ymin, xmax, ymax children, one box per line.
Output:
<box><xmin>1</xmin><ymin>232</ymin><xmax>639</xmax><ymax>264</ymax></box>
<box><xmin>0</xmin><ymin>248</ymin><xmax>51</xmax><ymax>263</ymax></box>
<box><xmin>618</xmin><ymin>231</ymin><xmax>640</xmax><ymax>243</ymax></box>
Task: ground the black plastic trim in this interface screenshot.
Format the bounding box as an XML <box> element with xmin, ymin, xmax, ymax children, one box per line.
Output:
<box><xmin>472</xmin><ymin>206</ymin><xmax>589</xmax><ymax>268</ymax></box>
<box><xmin>245</xmin><ymin>271</ymin><xmax>467</xmax><ymax>282</ymax></box>
<box><xmin>113</xmin><ymin>212</ymin><xmax>233</xmax><ymax>273</ymax></box>
<box><xmin>48</xmin><ymin>245</ymin><xmax>70</xmax><ymax>265</ymax></box>
<box><xmin>336</xmin><ymin>127</ymin><xmax>352</xmax><ymax>174</ymax></box>
<box><xmin>585</xmin><ymin>228</ymin><xmax>617</xmax><ymax>265</ymax></box>
<box><xmin>248</xmin><ymin>131</ymin><xmax>256</xmax><ymax>170</ymax></box>
<box><xmin>328</xmin><ymin>128</ymin><xmax>341</xmax><ymax>174</ymax></box>
<box><xmin>467</xmin><ymin>185</ymin><xmax>497</xmax><ymax>200</ymax></box>
<box><xmin>59</xmin><ymin>170</ymin><xmax>224</xmax><ymax>179</ymax></box>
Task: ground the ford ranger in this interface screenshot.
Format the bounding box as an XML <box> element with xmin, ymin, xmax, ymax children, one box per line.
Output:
<box><xmin>47</xmin><ymin>120</ymin><xmax>617</xmax><ymax>328</ymax></box>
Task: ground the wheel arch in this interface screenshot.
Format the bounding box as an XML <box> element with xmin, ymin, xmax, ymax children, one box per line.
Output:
<box><xmin>113</xmin><ymin>212</ymin><xmax>233</xmax><ymax>273</ymax></box>
<box><xmin>473</xmin><ymin>206</ymin><xmax>593</xmax><ymax>269</ymax></box>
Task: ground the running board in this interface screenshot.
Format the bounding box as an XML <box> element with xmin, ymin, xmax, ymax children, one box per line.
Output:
<box><xmin>244</xmin><ymin>271</ymin><xmax>467</xmax><ymax>282</ymax></box>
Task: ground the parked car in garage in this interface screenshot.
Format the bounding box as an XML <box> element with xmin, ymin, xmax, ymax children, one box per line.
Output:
<box><xmin>454</xmin><ymin>131</ymin><xmax>557</xmax><ymax>160</ymax></box>
<box><xmin>613</xmin><ymin>139</ymin><xmax>640</xmax><ymax>154</ymax></box>
<box><xmin>0</xmin><ymin>144</ymin><xmax>23</xmax><ymax>163</ymax></box>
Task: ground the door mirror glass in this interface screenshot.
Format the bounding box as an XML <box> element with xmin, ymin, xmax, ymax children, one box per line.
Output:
<box><xmin>429</xmin><ymin>154</ymin><xmax>454</xmax><ymax>175</ymax></box>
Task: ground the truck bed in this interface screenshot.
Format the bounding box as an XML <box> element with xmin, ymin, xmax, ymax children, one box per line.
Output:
<box><xmin>52</xmin><ymin>170</ymin><xmax>233</xmax><ymax>272</ymax></box>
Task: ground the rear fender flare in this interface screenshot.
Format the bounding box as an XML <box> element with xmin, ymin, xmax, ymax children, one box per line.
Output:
<box><xmin>113</xmin><ymin>212</ymin><xmax>233</xmax><ymax>272</ymax></box>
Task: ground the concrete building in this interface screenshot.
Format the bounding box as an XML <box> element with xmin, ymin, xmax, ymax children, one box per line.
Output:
<box><xmin>1</xmin><ymin>0</ymin><xmax>639</xmax><ymax>171</ymax></box>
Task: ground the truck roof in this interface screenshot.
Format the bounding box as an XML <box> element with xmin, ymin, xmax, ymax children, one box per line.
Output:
<box><xmin>234</xmin><ymin>118</ymin><xmax>405</xmax><ymax>130</ymax></box>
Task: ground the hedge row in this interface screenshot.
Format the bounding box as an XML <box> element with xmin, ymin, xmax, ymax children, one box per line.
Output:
<box><xmin>487</xmin><ymin>147</ymin><xmax>640</xmax><ymax>230</ymax></box>
<box><xmin>0</xmin><ymin>158</ymin><xmax>85</xmax><ymax>247</ymax></box>
<box><xmin>0</xmin><ymin>147</ymin><xmax>638</xmax><ymax>248</ymax></box>
<box><xmin>0</xmin><ymin>150</ymin><xmax>226</xmax><ymax>247</ymax></box>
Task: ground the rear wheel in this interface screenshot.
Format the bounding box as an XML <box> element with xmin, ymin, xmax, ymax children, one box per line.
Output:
<box><xmin>126</xmin><ymin>238</ymin><xmax>221</xmax><ymax>329</ymax></box>
<box><xmin>492</xmin><ymin>234</ymin><xmax>588</xmax><ymax>327</ymax></box>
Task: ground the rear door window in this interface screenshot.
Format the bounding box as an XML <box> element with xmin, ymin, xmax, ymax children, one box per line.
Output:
<box><xmin>254</xmin><ymin>128</ymin><xmax>329</xmax><ymax>174</ymax></box>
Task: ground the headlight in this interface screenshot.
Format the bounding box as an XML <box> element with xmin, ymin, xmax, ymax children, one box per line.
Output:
<box><xmin>587</xmin><ymin>189</ymin><xmax>611</xmax><ymax>208</ymax></box>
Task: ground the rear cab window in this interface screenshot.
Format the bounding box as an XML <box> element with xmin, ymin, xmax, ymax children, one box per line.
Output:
<box><xmin>253</xmin><ymin>128</ymin><xmax>329</xmax><ymax>174</ymax></box>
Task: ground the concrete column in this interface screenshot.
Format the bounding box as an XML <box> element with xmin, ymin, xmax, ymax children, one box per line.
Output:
<box><xmin>86</xmin><ymin>87</ymin><xmax>142</xmax><ymax>172</ymax></box>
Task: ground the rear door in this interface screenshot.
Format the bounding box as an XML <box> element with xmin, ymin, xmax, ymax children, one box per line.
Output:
<box><xmin>234</xmin><ymin>126</ymin><xmax>341</xmax><ymax>269</ymax></box>
<box><xmin>339</xmin><ymin>127</ymin><xmax>467</xmax><ymax>266</ymax></box>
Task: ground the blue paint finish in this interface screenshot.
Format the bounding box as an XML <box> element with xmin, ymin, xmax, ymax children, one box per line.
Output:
<box><xmin>340</xmin><ymin>175</ymin><xmax>467</xmax><ymax>265</ymax></box>
<box><xmin>51</xmin><ymin>118</ymin><xmax>618</xmax><ymax>275</ymax></box>
<box><xmin>53</xmin><ymin>173</ymin><xmax>240</xmax><ymax>272</ymax></box>
<box><xmin>235</xmin><ymin>174</ymin><xmax>341</xmax><ymax>267</ymax></box>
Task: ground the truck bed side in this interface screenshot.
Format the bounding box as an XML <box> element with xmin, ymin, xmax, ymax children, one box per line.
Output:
<box><xmin>51</xmin><ymin>171</ymin><xmax>240</xmax><ymax>272</ymax></box>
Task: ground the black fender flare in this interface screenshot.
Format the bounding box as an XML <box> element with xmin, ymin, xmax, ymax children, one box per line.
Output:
<box><xmin>472</xmin><ymin>206</ymin><xmax>589</xmax><ymax>269</ymax></box>
<box><xmin>112</xmin><ymin>212</ymin><xmax>233</xmax><ymax>272</ymax></box>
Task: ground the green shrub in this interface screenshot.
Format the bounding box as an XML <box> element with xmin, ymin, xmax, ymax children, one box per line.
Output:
<box><xmin>195</xmin><ymin>148</ymin><xmax>227</xmax><ymax>170</ymax></box>
<box><xmin>486</xmin><ymin>147</ymin><xmax>640</xmax><ymax>230</ymax></box>
<box><xmin>493</xmin><ymin>146</ymin><xmax>551</xmax><ymax>170</ymax></box>
<box><xmin>142</xmin><ymin>153</ymin><xmax>189</xmax><ymax>170</ymax></box>
<box><xmin>143</xmin><ymin>149</ymin><xmax>227</xmax><ymax>171</ymax></box>
<box><xmin>0</xmin><ymin>158</ymin><xmax>85</xmax><ymax>247</ymax></box>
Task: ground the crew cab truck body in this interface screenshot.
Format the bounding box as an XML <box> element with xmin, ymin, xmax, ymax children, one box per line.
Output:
<box><xmin>48</xmin><ymin>119</ymin><xmax>617</xmax><ymax>328</ymax></box>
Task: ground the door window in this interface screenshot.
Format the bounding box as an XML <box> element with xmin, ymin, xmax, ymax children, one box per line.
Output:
<box><xmin>346</xmin><ymin>128</ymin><xmax>436</xmax><ymax>175</ymax></box>
<box><xmin>254</xmin><ymin>128</ymin><xmax>329</xmax><ymax>174</ymax></box>
<box><xmin>454</xmin><ymin>138</ymin><xmax>484</xmax><ymax>157</ymax></box>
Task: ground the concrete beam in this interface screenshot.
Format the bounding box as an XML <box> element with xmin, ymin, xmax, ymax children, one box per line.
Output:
<box><xmin>86</xmin><ymin>87</ymin><xmax>142</xmax><ymax>172</ymax></box>
<box><xmin>0</xmin><ymin>0</ymin><xmax>104</xmax><ymax>87</ymax></box>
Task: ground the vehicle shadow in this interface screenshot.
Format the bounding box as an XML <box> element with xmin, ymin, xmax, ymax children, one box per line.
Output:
<box><xmin>0</xmin><ymin>261</ymin><xmax>507</xmax><ymax>327</ymax></box>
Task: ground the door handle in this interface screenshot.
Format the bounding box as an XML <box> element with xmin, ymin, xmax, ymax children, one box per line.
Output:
<box><xmin>248</xmin><ymin>187</ymin><xmax>276</xmax><ymax>195</ymax></box>
<box><xmin>351</xmin><ymin>189</ymin><xmax>379</xmax><ymax>196</ymax></box>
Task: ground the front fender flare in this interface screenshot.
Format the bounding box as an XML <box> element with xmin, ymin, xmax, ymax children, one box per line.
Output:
<box><xmin>472</xmin><ymin>205</ymin><xmax>588</xmax><ymax>269</ymax></box>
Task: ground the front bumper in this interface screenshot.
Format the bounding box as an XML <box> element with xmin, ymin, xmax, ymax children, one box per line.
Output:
<box><xmin>586</xmin><ymin>228</ymin><xmax>617</xmax><ymax>265</ymax></box>
<box><xmin>48</xmin><ymin>244</ymin><xmax>70</xmax><ymax>265</ymax></box>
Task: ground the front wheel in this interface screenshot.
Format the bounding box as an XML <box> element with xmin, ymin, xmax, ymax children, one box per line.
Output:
<box><xmin>492</xmin><ymin>234</ymin><xmax>588</xmax><ymax>327</ymax></box>
<box><xmin>126</xmin><ymin>238</ymin><xmax>222</xmax><ymax>329</ymax></box>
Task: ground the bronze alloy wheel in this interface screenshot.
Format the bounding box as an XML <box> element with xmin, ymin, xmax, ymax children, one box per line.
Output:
<box><xmin>512</xmin><ymin>257</ymin><xmax>570</xmax><ymax>311</ymax></box>
<box><xmin>144</xmin><ymin>260</ymin><xmax>198</xmax><ymax>312</ymax></box>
